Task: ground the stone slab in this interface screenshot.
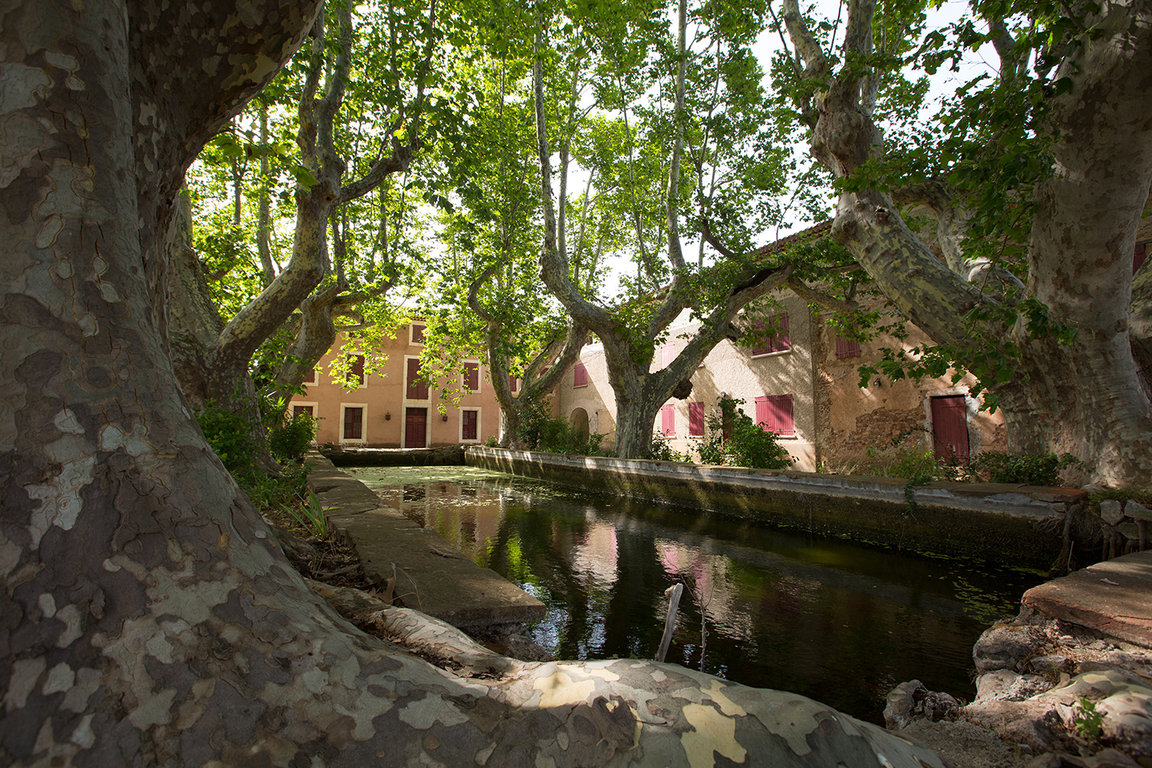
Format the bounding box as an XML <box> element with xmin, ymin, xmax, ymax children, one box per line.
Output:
<box><xmin>1022</xmin><ymin>551</ymin><xmax>1152</xmax><ymax>649</ymax></box>
<box><xmin>305</xmin><ymin>456</ymin><xmax>545</xmax><ymax>630</ymax></box>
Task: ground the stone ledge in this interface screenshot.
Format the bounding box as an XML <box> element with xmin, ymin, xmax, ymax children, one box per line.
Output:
<box><xmin>1022</xmin><ymin>550</ymin><xmax>1152</xmax><ymax>649</ymax></box>
<box><xmin>464</xmin><ymin>447</ymin><xmax>1072</xmax><ymax>567</ymax></box>
<box><xmin>305</xmin><ymin>455</ymin><xmax>545</xmax><ymax>630</ymax></box>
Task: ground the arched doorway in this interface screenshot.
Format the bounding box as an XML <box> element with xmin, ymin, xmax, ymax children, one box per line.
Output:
<box><xmin>569</xmin><ymin>407</ymin><xmax>590</xmax><ymax>440</ymax></box>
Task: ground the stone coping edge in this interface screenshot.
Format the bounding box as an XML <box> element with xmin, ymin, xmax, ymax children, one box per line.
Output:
<box><xmin>464</xmin><ymin>446</ymin><xmax>1074</xmax><ymax>568</ymax></box>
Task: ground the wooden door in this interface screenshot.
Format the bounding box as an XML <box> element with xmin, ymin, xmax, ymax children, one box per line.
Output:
<box><xmin>404</xmin><ymin>407</ymin><xmax>427</xmax><ymax>448</ymax></box>
<box><xmin>931</xmin><ymin>396</ymin><xmax>969</xmax><ymax>463</ymax></box>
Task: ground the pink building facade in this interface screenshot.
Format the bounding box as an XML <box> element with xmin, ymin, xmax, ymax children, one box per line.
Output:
<box><xmin>289</xmin><ymin>322</ymin><xmax>501</xmax><ymax>448</ymax></box>
<box><xmin>555</xmin><ymin>290</ymin><xmax>1007</xmax><ymax>472</ymax></box>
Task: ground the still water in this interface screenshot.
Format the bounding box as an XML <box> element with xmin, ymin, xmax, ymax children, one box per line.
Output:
<box><xmin>349</xmin><ymin>465</ymin><xmax>1044</xmax><ymax>722</ymax></box>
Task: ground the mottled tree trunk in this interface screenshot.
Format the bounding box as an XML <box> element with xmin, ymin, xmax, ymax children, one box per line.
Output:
<box><xmin>167</xmin><ymin>192</ymin><xmax>278</xmax><ymax>472</ymax></box>
<box><xmin>0</xmin><ymin>2</ymin><xmax>943</xmax><ymax>766</ymax></box>
<box><xmin>785</xmin><ymin>0</ymin><xmax>1152</xmax><ymax>488</ymax></box>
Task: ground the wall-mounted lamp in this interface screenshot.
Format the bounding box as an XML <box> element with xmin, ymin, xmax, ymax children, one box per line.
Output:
<box><xmin>384</xmin><ymin>412</ymin><xmax>391</xmax><ymax>421</ymax></box>
<box><xmin>441</xmin><ymin>413</ymin><xmax>448</xmax><ymax>422</ymax></box>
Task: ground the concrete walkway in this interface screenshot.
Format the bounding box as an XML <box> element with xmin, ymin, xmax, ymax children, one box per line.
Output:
<box><xmin>306</xmin><ymin>456</ymin><xmax>545</xmax><ymax>630</ymax></box>
<box><xmin>1023</xmin><ymin>550</ymin><xmax>1152</xmax><ymax>648</ymax></box>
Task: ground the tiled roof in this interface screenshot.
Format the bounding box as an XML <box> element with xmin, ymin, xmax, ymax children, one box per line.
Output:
<box><xmin>750</xmin><ymin>220</ymin><xmax>834</xmax><ymax>259</ymax></box>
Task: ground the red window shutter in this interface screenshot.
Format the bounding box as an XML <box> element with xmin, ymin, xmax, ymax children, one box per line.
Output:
<box><xmin>293</xmin><ymin>405</ymin><xmax>314</xmax><ymax>419</ymax></box>
<box><xmin>775</xmin><ymin>313</ymin><xmax>790</xmax><ymax>353</ymax></box>
<box><xmin>406</xmin><ymin>358</ymin><xmax>428</xmax><ymax>400</ymax></box>
<box><xmin>343</xmin><ymin>407</ymin><xmax>363</xmax><ymax>440</ymax></box>
<box><xmin>303</xmin><ymin>368</ymin><xmax>318</xmax><ymax>385</ymax></box>
<box><xmin>688</xmin><ymin>402</ymin><xmax>705</xmax><ymax>436</ymax></box>
<box><xmin>347</xmin><ymin>355</ymin><xmax>365</xmax><ymax>386</ymax></box>
<box><xmin>509</xmin><ymin>374</ymin><xmax>518</xmax><ymax>393</ymax></box>
<box><xmin>411</xmin><ymin>323</ymin><xmax>425</xmax><ymax>343</ymax></box>
<box><xmin>661</xmin><ymin>403</ymin><xmax>675</xmax><ymax>437</ymax></box>
<box><xmin>756</xmin><ymin>395</ymin><xmax>794</xmax><ymax>436</ymax></box>
<box><xmin>462</xmin><ymin>410</ymin><xmax>478</xmax><ymax>440</ymax></box>
<box><xmin>751</xmin><ymin>320</ymin><xmax>770</xmax><ymax>356</ymax></box>
<box><xmin>836</xmin><ymin>337</ymin><xmax>861</xmax><ymax>359</ymax></box>
<box><xmin>751</xmin><ymin>313</ymin><xmax>791</xmax><ymax>356</ymax></box>
<box><xmin>464</xmin><ymin>362</ymin><xmax>479</xmax><ymax>391</ymax></box>
<box><xmin>574</xmin><ymin>362</ymin><xmax>588</xmax><ymax>387</ymax></box>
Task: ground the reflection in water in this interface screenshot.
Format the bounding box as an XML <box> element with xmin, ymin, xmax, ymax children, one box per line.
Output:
<box><xmin>350</xmin><ymin>466</ymin><xmax>1043</xmax><ymax>723</ymax></box>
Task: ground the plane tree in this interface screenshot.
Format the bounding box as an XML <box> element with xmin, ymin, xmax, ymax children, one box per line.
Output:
<box><xmin>416</xmin><ymin>49</ymin><xmax>600</xmax><ymax>446</ymax></box>
<box><xmin>171</xmin><ymin>0</ymin><xmax>438</xmax><ymax>426</ymax></box>
<box><xmin>533</xmin><ymin>0</ymin><xmax>848</xmax><ymax>458</ymax></box>
<box><xmin>0</xmin><ymin>1</ymin><xmax>948</xmax><ymax>765</ymax></box>
<box><xmin>777</xmin><ymin>0</ymin><xmax>1152</xmax><ymax>487</ymax></box>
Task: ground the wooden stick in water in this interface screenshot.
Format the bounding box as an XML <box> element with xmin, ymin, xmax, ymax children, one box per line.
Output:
<box><xmin>656</xmin><ymin>584</ymin><xmax>684</xmax><ymax>663</ymax></box>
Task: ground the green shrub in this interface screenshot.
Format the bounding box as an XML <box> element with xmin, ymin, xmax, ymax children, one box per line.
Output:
<box><xmin>888</xmin><ymin>448</ymin><xmax>950</xmax><ymax>482</ymax></box>
<box><xmin>521</xmin><ymin>401</ymin><xmax>606</xmax><ymax>456</ymax></box>
<box><xmin>647</xmin><ymin>433</ymin><xmax>692</xmax><ymax>463</ymax></box>
<box><xmin>269</xmin><ymin>409</ymin><xmax>316</xmax><ymax>463</ymax></box>
<box><xmin>196</xmin><ymin>402</ymin><xmax>257</xmax><ymax>480</ymax></box>
<box><xmin>969</xmin><ymin>451</ymin><xmax>1078</xmax><ymax>486</ymax></box>
<box><xmin>826</xmin><ymin>427</ymin><xmax>967</xmax><ymax>482</ymax></box>
<box><xmin>692</xmin><ymin>396</ymin><xmax>793</xmax><ymax>470</ymax></box>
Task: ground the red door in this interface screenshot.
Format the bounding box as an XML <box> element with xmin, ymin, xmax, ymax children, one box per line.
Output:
<box><xmin>931</xmin><ymin>396</ymin><xmax>969</xmax><ymax>463</ymax></box>
<box><xmin>404</xmin><ymin>408</ymin><xmax>427</xmax><ymax>448</ymax></box>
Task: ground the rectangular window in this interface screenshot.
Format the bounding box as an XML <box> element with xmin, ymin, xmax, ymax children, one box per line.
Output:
<box><xmin>410</xmin><ymin>323</ymin><xmax>426</xmax><ymax>344</ymax></box>
<box><xmin>835</xmin><ymin>337</ymin><xmax>862</xmax><ymax>359</ymax></box>
<box><xmin>461</xmin><ymin>409</ymin><xmax>479</xmax><ymax>441</ymax></box>
<box><xmin>661</xmin><ymin>403</ymin><xmax>676</xmax><ymax>437</ymax></box>
<box><xmin>509</xmin><ymin>374</ymin><xmax>519</xmax><ymax>393</ymax></box>
<box><xmin>346</xmin><ymin>355</ymin><xmax>365</xmax><ymax>386</ymax></box>
<box><xmin>303</xmin><ymin>368</ymin><xmax>318</xmax><ymax>386</ymax></box>
<box><xmin>573</xmin><ymin>362</ymin><xmax>588</xmax><ymax>387</ymax></box>
<box><xmin>406</xmin><ymin>357</ymin><xmax>428</xmax><ymax>400</ymax></box>
<box><xmin>688</xmin><ymin>402</ymin><xmax>705</xmax><ymax>437</ymax></box>
<box><xmin>755</xmin><ymin>394</ymin><xmax>795</xmax><ymax>437</ymax></box>
<box><xmin>463</xmin><ymin>362</ymin><xmax>480</xmax><ymax>392</ymax></box>
<box><xmin>751</xmin><ymin>313</ymin><xmax>790</xmax><ymax>357</ymax></box>
<box><xmin>293</xmin><ymin>404</ymin><xmax>314</xmax><ymax>419</ymax></box>
<box><xmin>342</xmin><ymin>406</ymin><xmax>364</xmax><ymax>441</ymax></box>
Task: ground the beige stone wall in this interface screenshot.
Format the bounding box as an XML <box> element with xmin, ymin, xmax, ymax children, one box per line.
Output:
<box><xmin>289</xmin><ymin>326</ymin><xmax>502</xmax><ymax>448</ymax></box>
<box><xmin>556</xmin><ymin>291</ymin><xmax>819</xmax><ymax>470</ymax></box>
<box><xmin>814</xmin><ymin>312</ymin><xmax>1006</xmax><ymax>471</ymax></box>
<box><xmin>558</xmin><ymin>342</ymin><xmax>616</xmax><ymax>448</ymax></box>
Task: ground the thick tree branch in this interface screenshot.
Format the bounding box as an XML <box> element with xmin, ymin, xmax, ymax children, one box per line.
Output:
<box><xmin>535</xmin><ymin>22</ymin><xmax>613</xmax><ymax>333</ymax></box>
<box><xmin>665</xmin><ymin>0</ymin><xmax>688</xmax><ymax>274</ymax></box>
<box><xmin>785</xmin><ymin>278</ymin><xmax>858</xmax><ymax>313</ymax></box>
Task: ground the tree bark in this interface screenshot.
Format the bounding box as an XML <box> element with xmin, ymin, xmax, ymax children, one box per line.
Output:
<box><xmin>467</xmin><ymin>267</ymin><xmax>587</xmax><ymax>448</ymax></box>
<box><xmin>168</xmin><ymin>0</ymin><xmax>425</xmax><ymax>441</ymax></box>
<box><xmin>784</xmin><ymin>0</ymin><xmax>1152</xmax><ymax>487</ymax></box>
<box><xmin>0</xmin><ymin>2</ymin><xmax>943</xmax><ymax>765</ymax></box>
<box><xmin>532</xmin><ymin>6</ymin><xmax>797</xmax><ymax>459</ymax></box>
